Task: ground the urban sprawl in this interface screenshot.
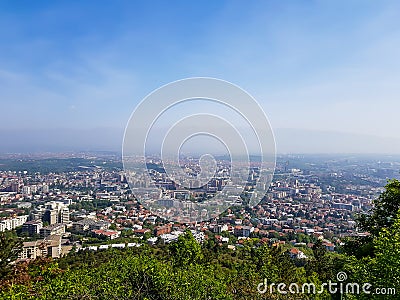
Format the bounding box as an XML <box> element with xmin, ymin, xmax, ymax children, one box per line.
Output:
<box><xmin>0</xmin><ymin>154</ymin><xmax>399</xmax><ymax>262</ymax></box>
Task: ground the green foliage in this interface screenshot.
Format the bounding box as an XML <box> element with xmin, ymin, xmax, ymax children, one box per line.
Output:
<box><xmin>169</xmin><ymin>230</ymin><xmax>203</xmax><ymax>267</ymax></box>
<box><xmin>0</xmin><ymin>230</ymin><xmax>397</xmax><ymax>300</ymax></box>
<box><xmin>358</xmin><ymin>179</ymin><xmax>400</xmax><ymax>236</ymax></box>
<box><xmin>306</xmin><ymin>240</ymin><xmax>335</xmax><ymax>281</ymax></box>
<box><xmin>372</xmin><ymin>214</ymin><xmax>400</xmax><ymax>288</ymax></box>
<box><xmin>341</xmin><ymin>235</ymin><xmax>374</xmax><ymax>258</ymax></box>
<box><xmin>0</xmin><ymin>231</ymin><xmax>22</xmax><ymax>278</ymax></box>
<box><xmin>346</xmin><ymin>211</ymin><xmax>400</xmax><ymax>299</ymax></box>
<box><xmin>1</xmin><ymin>250</ymin><xmax>230</xmax><ymax>300</ymax></box>
<box><xmin>344</xmin><ymin>179</ymin><xmax>400</xmax><ymax>258</ymax></box>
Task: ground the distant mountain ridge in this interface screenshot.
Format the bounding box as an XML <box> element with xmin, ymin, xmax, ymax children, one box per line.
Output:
<box><xmin>1</xmin><ymin>127</ymin><xmax>400</xmax><ymax>154</ymax></box>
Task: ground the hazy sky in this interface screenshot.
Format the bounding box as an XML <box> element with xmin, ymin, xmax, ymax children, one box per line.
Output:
<box><xmin>1</xmin><ymin>1</ymin><xmax>400</xmax><ymax>153</ymax></box>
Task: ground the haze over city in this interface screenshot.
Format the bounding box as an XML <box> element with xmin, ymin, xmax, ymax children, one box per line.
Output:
<box><xmin>1</xmin><ymin>1</ymin><xmax>400</xmax><ymax>153</ymax></box>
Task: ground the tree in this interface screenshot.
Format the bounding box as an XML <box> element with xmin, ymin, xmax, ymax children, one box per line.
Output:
<box><xmin>306</xmin><ymin>240</ymin><xmax>335</xmax><ymax>282</ymax></box>
<box><xmin>169</xmin><ymin>230</ymin><xmax>203</xmax><ymax>267</ymax></box>
<box><xmin>0</xmin><ymin>231</ymin><xmax>22</xmax><ymax>278</ymax></box>
<box><xmin>348</xmin><ymin>211</ymin><xmax>400</xmax><ymax>299</ymax></box>
<box><xmin>358</xmin><ymin>179</ymin><xmax>400</xmax><ymax>236</ymax></box>
<box><xmin>344</xmin><ymin>179</ymin><xmax>400</xmax><ymax>258</ymax></box>
<box><xmin>371</xmin><ymin>211</ymin><xmax>400</xmax><ymax>292</ymax></box>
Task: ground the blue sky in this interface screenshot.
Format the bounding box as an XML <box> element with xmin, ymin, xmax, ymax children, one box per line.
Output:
<box><xmin>1</xmin><ymin>1</ymin><xmax>400</xmax><ymax>153</ymax></box>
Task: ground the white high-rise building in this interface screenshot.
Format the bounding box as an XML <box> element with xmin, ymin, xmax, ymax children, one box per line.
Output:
<box><xmin>22</xmin><ymin>186</ymin><xmax>31</xmax><ymax>195</ymax></box>
<box><xmin>30</xmin><ymin>185</ymin><xmax>37</xmax><ymax>194</ymax></box>
<box><xmin>42</xmin><ymin>185</ymin><xmax>49</xmax><ymax>193</ymax></box>
<box><xmin>0</xmin><ymin>215</ymin><xmax>28</xmax><ymax>232</ymax></box>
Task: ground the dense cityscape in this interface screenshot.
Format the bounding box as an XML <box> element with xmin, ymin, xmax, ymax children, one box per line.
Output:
<box><xmin>1</xmin><ymin>153</ymin><xmax>398</xmax><ymax>262</ymax></box>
